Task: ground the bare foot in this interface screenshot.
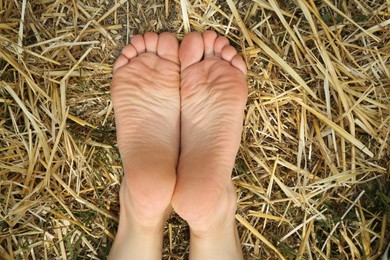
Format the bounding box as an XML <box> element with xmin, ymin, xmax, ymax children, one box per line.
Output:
<box><xmin>109</xmin><ymin>32</ymin><xmax>180</xmax><ymax>260</ymax></box>
<box><xmin>172</xmin><ymin>31</ymin><xmax>247</xmax><ymax>259</ymax></box>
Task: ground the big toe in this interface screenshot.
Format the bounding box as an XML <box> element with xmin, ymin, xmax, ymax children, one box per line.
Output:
<box><xmin>179</xmin><ymin>32</ymin><xmax>204</xmax><ymax>71</ymax></box>
<box><xmin>157</xmin><ymin>32</ymin><xmax>179</xmax><ymax>64</ymax></box>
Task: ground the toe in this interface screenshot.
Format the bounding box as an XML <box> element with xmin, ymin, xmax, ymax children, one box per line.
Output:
<box><xmin>121</xmin><ymin>44</ymin><xmax>137</xmax><ymax>60</ymax></box>
<box><xmin>221</xmin><ymin>45</ymin><xmax>237</xmax><ymax>62</ymax></box>
<box><xmin>131</xmin><ymin>34</ymin><xmax>146</xmax><ymax>54</ymax></box>
<box><xmin>179</xmin><ymin>32</ymin><xmax>204</xmax><ymax>71</ymax></box>
<box><xmin>144</xmin><ymin>32</ymin><xmax>159</xmax><ymax>53</ymax></box>
<box><xmin>113</xmin><ymin>55</ymin><xmax>129</xmax><ymax>72</ymax></box>
<box><xmin>214</xmin><ymin>36</ymin><xmax>230</xmax><ymax>57</ymax></box>
<box><xmin>203</xmin><ymin>30</ymin><xmax>218</xmax><ymax>58</ymax></box>
<box><xmin>231</xmin><ymin>54</ymin><xmax>247</xmax><ymax>75</ymax></box>
<box><xmin>157</xmin><ymin>32</ymin><xmax>179</xmax><ymax>64</ymax></box>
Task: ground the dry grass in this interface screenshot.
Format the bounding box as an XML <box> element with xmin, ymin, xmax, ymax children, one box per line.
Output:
<box><xmin>1</xmin><ymin>0</ymin><xmax>389</xmax><ymax>259</ymax></box>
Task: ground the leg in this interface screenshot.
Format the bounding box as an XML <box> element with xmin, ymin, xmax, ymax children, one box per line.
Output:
<box><xmin>172</xmin><ymin>31</ymin><xmax>247</xmax><ymax>259</ymax></box>
<box><xmin>109</xmin><ymin>32</ymin><xmax>180</xmax><ymax>259</ymax></box>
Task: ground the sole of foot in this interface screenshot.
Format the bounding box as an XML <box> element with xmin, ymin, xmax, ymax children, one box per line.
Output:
<box><xmin>172</xmin><ymin>30</ymin><xmax>247</xmax><ymax>260</ymax></box>
<box><xmin>109</xmin><ymin>32</ymin><xmax>180</xmax><ymax>260</ymax></box>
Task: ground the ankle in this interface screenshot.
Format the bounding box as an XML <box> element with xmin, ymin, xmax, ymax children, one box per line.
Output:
<box><xmin>110</xmin><ymin>214</ymin><xmax>164</xmax><ymax>260</ymax></box>
<box><xmin>190</xmin><ymin>216</ymin><xmax>237</xmax><ymax>239</ymax></box>
<box><xmin>119</xmin><ymin>177</ymin><xmax>174</xmax><ymax>228</ymax></box>
<box><xmin>172</xmin><ymin>180</ymin><xmax>237</xmax><ymax>231</ymax></box>
<box><xmin>188</xmin><ymin>220</ymin><xmax>243</xmax><ymax>260</ymax></box>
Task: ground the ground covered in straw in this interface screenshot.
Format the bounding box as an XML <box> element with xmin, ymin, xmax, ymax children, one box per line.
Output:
<box><xmin>1</xmin><ymin>0</ymin><xmax>389</xmax><ymax>259</ymax></box>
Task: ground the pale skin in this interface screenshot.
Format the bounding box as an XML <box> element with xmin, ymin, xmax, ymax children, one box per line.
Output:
<box><xmin>109</xmin><ymin>31</ymin><xmax>247</xmax><ymax>259</ymax></box>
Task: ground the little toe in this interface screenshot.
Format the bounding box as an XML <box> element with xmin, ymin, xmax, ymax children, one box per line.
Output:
<box><xmin>221</xmin><ymin>45</ymin><xmax>237</xmax><ymax>62</ymax></box>
<box><xmin>144</xmin><ymin>32</ymin><xmax>159</xmax><ymax>53</ymax></box>
<box><xmin>113</xmin><ymin>55</ymin><xmax>129</xmax><ymax>72</ymax></box>
<box><xmin>157</xmin><ymin>32</ymin><xmax>179</xmax><ymax>64</ymax></box>
<box><xmin>231</xmin><ymin>54</ymin><xmax>247</xmax><ymax>75</ymax></box>
<box><xmin>179</xmin><ymin>32</ymin><xmax>204</xmax><ymax>71</ymax></box>
<box><xmin>121</xmin><ymin>44</ymin><xmax>137</xmax><ymax>60</ymax></box>
<box><xmin>214</xmin><ymin>36</ymin><xmax>230</xmax><ymax>57</ymax></box>
<box><xmin>203</xmin><ymin>30</ymin><xmax>218</xmax><ymax>58</ymax></box>
<box><xmin>130</xmin><ymin>34</ymin><xmax>146</xmax><ymax>54</ymax></box>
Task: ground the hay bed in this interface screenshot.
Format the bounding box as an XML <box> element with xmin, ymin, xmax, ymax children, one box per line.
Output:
<box><xmin>1</xmin><ymin>0</ymin><xmax>389</xmax><ymax>259</ymax></box>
